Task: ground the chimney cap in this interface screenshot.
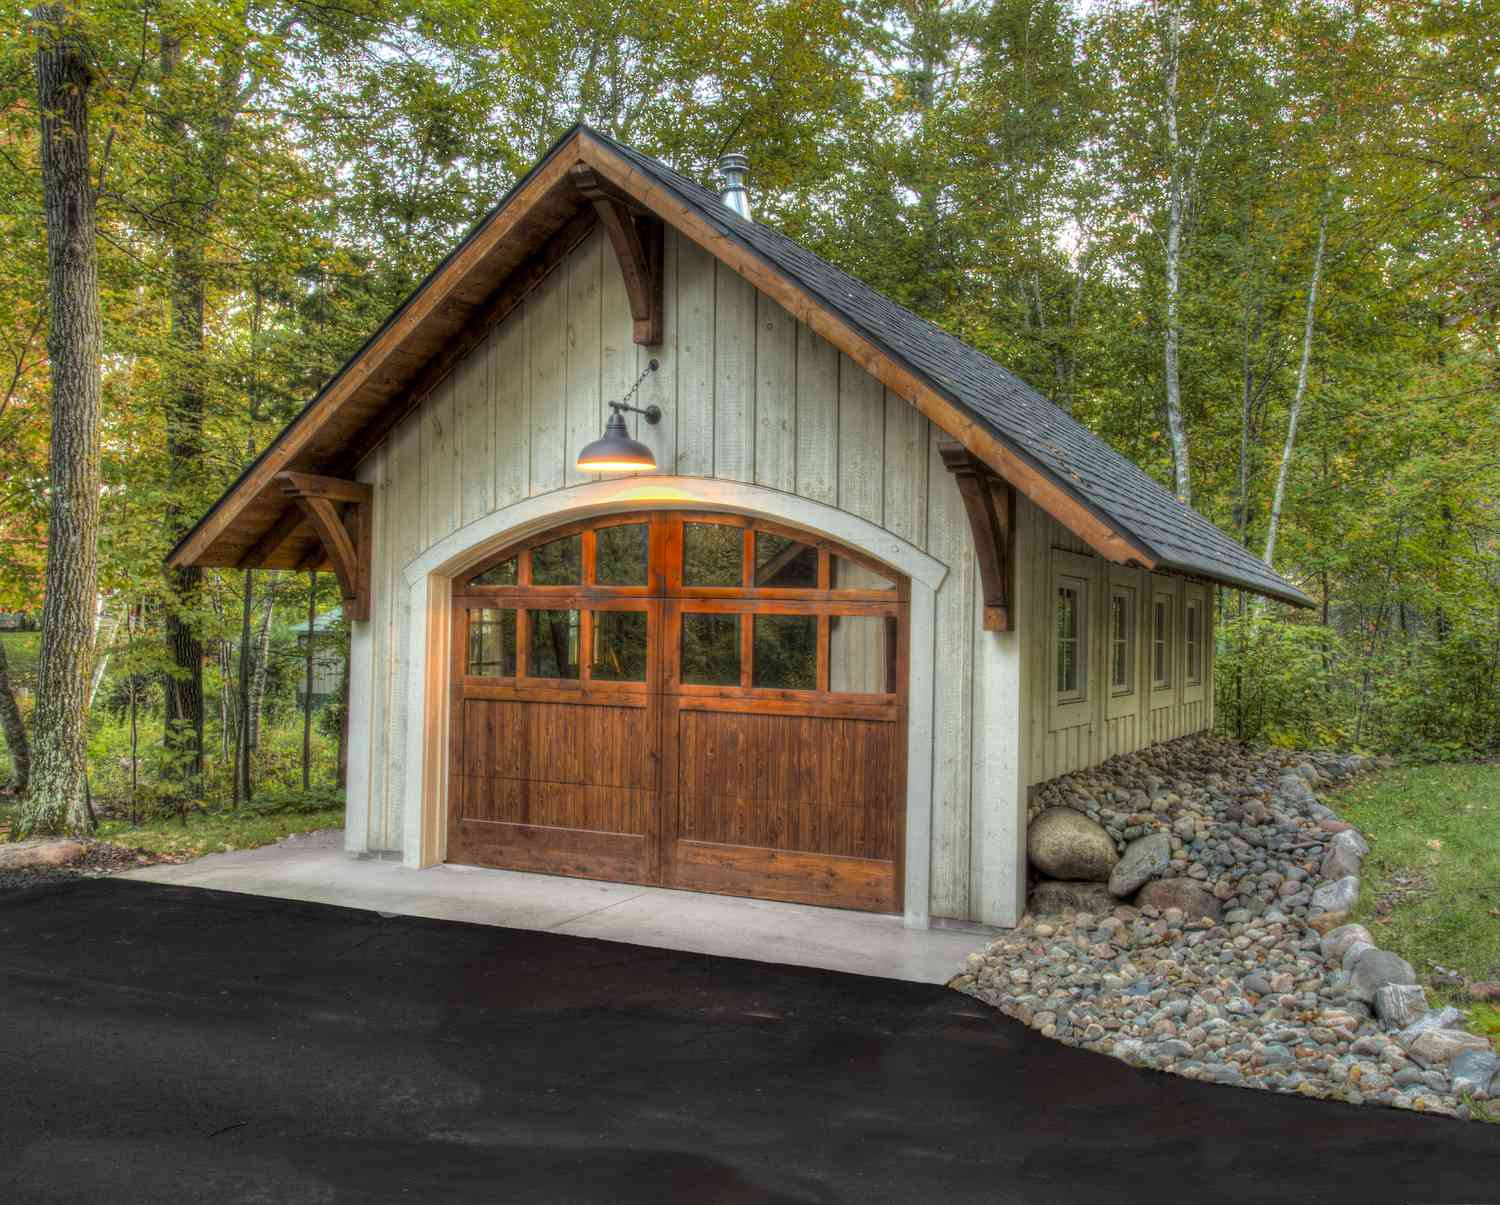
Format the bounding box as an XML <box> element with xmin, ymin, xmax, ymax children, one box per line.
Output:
<box><xmin>717</xmin><ymin>152</ymin><xmax>752</xmax><ymax>221</ymax></box>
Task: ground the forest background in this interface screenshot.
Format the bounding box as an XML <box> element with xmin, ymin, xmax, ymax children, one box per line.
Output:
<box><xmin>0</xmin><ymin>0</ymin><xmax>1496</xmax><ymax>828</ymax></box>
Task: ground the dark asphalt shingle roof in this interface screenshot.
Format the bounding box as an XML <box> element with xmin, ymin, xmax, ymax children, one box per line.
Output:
<box><xmin>591</xmin><ymin>128</ymin><xmax>1311</xmax><ymax>607</ymax></box>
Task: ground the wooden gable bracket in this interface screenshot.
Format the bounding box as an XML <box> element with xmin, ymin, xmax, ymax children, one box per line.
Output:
<box><xmin>938</xmin><ymin>440</ymin><xmax>1016</xmax><ymax>632</ymax></box>
<box><xmin>276</xmin><ymin>471</ymin><xmax>373</xmax><ymax>622</ymax></box>
<box><xmin>570</xmin><ymin>164</ymin><xmax>664</xmax><ymax>345</ymax></box>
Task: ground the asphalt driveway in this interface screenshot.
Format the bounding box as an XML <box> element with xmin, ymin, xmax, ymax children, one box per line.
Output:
<box><xmin>1</xmin><ymin>879</ymin><xmax>1495</xmax><ymax>1204</ymax></box>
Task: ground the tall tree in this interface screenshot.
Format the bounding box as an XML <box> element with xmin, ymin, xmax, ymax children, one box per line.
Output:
<box><xmin>22</xmin><ymin>3</ymin><xmax>102</xmax><ymax>836</ymax></box>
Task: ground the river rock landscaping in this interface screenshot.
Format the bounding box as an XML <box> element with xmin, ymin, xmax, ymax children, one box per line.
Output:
<box><xmin>951</xmin><ymin>735</ymin><xmax>1499</xmax><ymax>1120</ymax></box>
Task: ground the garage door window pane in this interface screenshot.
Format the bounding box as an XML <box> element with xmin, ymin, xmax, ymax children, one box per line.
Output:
<box><xmin>683</xmin><ymin>523</ymin><xmax>742</xmax><ymax>586</ymax></box>
<box><xmin>590</xmin><ymin>611</ymin><xmax>648</xmax><ymax>682</ymax></box>
<box><xmin>831</xmin><ymin>555</ymin><xmax>895</xmax><ymax>591</ymax></box>
<box><xmin>468</xmin><ymin>557</ymin><xmax>517</xmax><ymax>587</ymax></box>
<box><xmin>681</xmin><ymin>614</ymin><xmax>740</xmax><ymax>685</ymax></box>
<box><xmin>528</xmin><ymin>609</ymin><xmax>580</xmax><ymax>679</ymax></box>
<box><xmin>595</xmin><ymin>524</ymin><xmax>647</xmax><ymax>586</ymax></box>
<box><xmin>467</xmin><ymin>608</ymin><xmax>516</xmax><ymax>677</ymax></box>
<box><xmin>531</xmin><ymin>534</ymin><xmax>581</xmax><ymax>585</ymax></box>
<box><xmin>752</xmin><ymin>615</ymin><xmax>816</xmax><ymax>690</ymax></box>
<box><xmin>754</xmin><ymin>532</ymin><xmax>818</xmax><ymax>588</ymax></box>
<box><xmin>829</xmin><ymin>615</ymin><xmax>895</xmax><ymax>694</ymax></box>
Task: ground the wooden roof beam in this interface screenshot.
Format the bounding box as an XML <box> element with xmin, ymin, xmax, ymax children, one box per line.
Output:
<box><xmin>939</xmin><ymin>441</ymin><xmax>1015</xmax><ymax>632</ymax></box>
<box><xmin>570</xmin><ymin>164</ymin><xmax>663</xmax><ymax>345</ymax></box>
<box><xmin>278</xmin><ymin>473</ymin><xmax>372</xmax><ymax>621</ymax></box>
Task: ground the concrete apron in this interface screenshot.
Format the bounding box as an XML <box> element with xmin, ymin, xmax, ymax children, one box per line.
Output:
<box><xmin>118</xmin><ymin>830</ymin><xmax>984</xmax><ymax>984</ymax></box>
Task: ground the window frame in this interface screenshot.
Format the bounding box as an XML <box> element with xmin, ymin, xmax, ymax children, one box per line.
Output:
<box><xmin>452</xmin><ymin>511</ymin><xmax>906</xmax><ymax>707</ymax></box>
<box><xmin>1181</xmin><ymin>584</ymin><xmax>1209</xmax><ymax>703</ymax></box>
<box><xmin>1150</xmin><ymin>579</ymin><xmax>1178</xmax><ymax>698</ymax></box>
<box><xmin>1049</xmin><ymin>548</ymin><xmax>1098</xmax><ymax>731</ymax></box>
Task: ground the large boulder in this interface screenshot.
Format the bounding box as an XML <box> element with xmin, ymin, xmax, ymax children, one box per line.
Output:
<box><xmin>1311</xmin><ymin>876</ymin><xmax>1360</xmax><ymax>914</ymax></box>
<box><xmin>1134</xmin><ymin>878</ymin><xmax>1224</xmax><ymax>924</ymax></box>
<box><xmin>1374</xmin><ymin>983</ymin><xmax>1429</xmax><ymax>1029</ymax></box>
<box><xmin>1450</xmin><ymin>1049</ymin><xmax>1500</xmax><ymax>1097</ymax></box>
<box><xmin>1404</xmin><ymin>1028</ymin><xmax>1491</xmax><ymax>1068</ymax></box>
<box><xmin>1108</xmin><ymin>832</ymin><xmax>1170</xmax><ymax>898</ymax></box>
<box><xmin>0</xmin><ymin>839</ymin><xmax>86</xmax><ymax>872</ymax></box>
<box><xmin>1027</xmin><ymin>808</ymin><xmax>1118</xmax><ymax>882</ymax></box>
<box><xmin>1320</xmin><ymin>923</ymin><xmax>1373</xmax><ymax>965</ymax></box>
<box><xmin>1347</xmin><ymin>947</ymin><xmax>1418</xmax><ymax>1004</ymax></box>
<box><xmin>1321</xmin><ymin>842</ymin><xmax>1363</xmax><ymax>880</ymax></box>
<box><xmin>1332</xmin><ymin>828</ymin><xmax>1371</xmax><ymax>859</ymax></box>
<box><xmin>1028</xmin><ymin>880</ymin><xmax>1115</xmax><ymax>916</ymax></box>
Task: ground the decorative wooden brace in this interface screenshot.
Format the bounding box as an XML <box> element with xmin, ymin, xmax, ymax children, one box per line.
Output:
<box><xmin>570</xmin><ymin>164</ymin><xmax>664</xmax><ymax>345</ymax></box>
<box><xmin>938</xmin><ymin>440</ymin><xmax>1016</xmax><ymax>632</ymax></box>
<box><xmin>275</xmin><ymin>471</ymin><xmax>373</xmax><ymax>622</ymax></box>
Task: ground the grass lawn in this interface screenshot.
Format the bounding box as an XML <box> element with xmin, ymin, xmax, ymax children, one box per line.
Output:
<box><xmin>0</xmin><ymin>630</ymin><xmax>40</xmax><ymax>677</ymax></box>
<box><xmin>94</xmin><ymin>804</ymin><xmax>345</xmax><ymax>860</ymax></box>
<box><xmin>1331</xmin><ymin>759</ymin><xmax>1500</xmax><ymax>1092</ymax></box>
<box><xmin>1332</xmin><ymin>762</ymin><xmax>1500</xmax><ymax>989</ymax></box>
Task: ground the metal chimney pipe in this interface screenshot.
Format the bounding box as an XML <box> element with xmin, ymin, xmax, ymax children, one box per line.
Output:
<box><xmin>718</xmin><ymin>153</ymin><xmax>752</xmax><ymax>220</ymax></box>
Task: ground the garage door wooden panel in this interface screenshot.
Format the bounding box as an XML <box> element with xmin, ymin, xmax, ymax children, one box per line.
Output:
<box><xmin>674</xmin><ymin>709</ymin><xmax>898</xmax><ymax>859</ymax></box>
<box><xmin>460</xmin><ymin>699</ymin><xmax>654</xmax><ymax>796</ymax></box>
<box><xmin>447</xmin><ymin>819</ymin><xmax>649</xmax><ymax>884</ymax></box>
<box><xmin>447</xmin><ymin>512</ymin><xmax>907</xmax><ymax>913</ymax></box>
<box><xmin>668</xmin><ymin>840</ymin><xmax>897</xmax><ymax>913</ymax></box>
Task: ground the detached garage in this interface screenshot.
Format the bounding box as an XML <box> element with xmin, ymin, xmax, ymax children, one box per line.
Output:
<box><xmin>167</xmin><ymin>125</ymin><xmax>1309</xmax><ymax>929</ymax></box>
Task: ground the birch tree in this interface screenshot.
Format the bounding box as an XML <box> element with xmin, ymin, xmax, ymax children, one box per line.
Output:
<box><xmin>1263</xmin><ymin>210</ymin><xmax>1328</xmax><ymax>568</ymax></box>
<box><xmin>21</xmin><ymin>4</ymin><xmax>102</xmax><ymax>836</ymax></box>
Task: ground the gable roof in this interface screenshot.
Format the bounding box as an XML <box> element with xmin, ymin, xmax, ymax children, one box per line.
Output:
<box><xmin>168</xmin><ymin>124</ymin><xmax>1311</xmax><ymax>607</ymax></box>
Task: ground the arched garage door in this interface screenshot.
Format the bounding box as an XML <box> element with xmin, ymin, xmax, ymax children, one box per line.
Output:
<box><xmin>448</xmin><ymin>511</ymin><xmax>908</xmax><ymax>913</ymax></box>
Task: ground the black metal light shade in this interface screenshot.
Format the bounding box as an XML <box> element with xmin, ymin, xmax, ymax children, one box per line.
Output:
<box><xmin>575</xmin><ymin>409</ymin><xmax>658</xmax><ymax>473</ymax></box>
<box><xmin>576</xmin><ymin>360</ymin><xmax>662</xmax><ymax>473</ymax></box>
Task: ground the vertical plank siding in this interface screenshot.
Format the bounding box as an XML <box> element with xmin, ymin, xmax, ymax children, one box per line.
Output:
<box><xmin>356</xmin><ymin>227</ymin><xmax>1214</xmax><ymax>919</ymax></box>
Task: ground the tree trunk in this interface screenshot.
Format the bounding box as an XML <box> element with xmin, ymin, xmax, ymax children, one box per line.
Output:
<box><xmin>249</xmin><ymin>570</ymin><xmax>278</xmax><ymax>750</ymax></box>
<box><xmin>0</xmin><ymin>636</ymin><xmax>30</xmax><ymax>796</ymax></box>
<box><xmin>236</xmin><ymin>570</ymin><xmax>254</xmax><ymax>805</ymax></box>
<box><xmin>87</xmin><ymin>594</ymin><xmax>119</xmax><ymax>710</ymax></box>
<box><xmin>161</xmin><ymin>238</ymin><xmax>206</xmax><ymax>786</ymax></box>
<box><xmin>22</xmin><ymin>5</ymin><xmax>102</xmax><ymax>837</ymax></box>
<box><xmin>1161</xmin><ymin>0</ymin><xmax>1191</xmax><ymax>504</ymax></box>
<box><xmin>302</xmin><ymin>571</ymin><xmax>316</xmax><ymax>792</ymax></box>
<box><xmin>1263</xmin><ymin>210</ymin><xmax>1328</xmax><ymax>568</ymax></box>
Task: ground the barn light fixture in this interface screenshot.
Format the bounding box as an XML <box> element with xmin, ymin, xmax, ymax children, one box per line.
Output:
<box><xmin>576</xmin><ymin>359</ymin><xmax>661</xmax><ymax>473</ymax></box>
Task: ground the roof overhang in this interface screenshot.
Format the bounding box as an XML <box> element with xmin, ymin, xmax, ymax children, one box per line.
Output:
<box><xmin>168</xmin><ymin>125</ymin><xmax>1312</xmax><ymax>609</ymax></box>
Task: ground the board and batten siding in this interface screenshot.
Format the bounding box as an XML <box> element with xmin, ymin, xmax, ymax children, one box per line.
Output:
<box><xmin>350</xmin><ymin>224</ymin><xmax>1212</xmax><ymax>923</ymax></box>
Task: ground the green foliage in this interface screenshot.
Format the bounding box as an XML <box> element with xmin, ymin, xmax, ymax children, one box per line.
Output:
<box><xmin>1</xmin><ymin>0</ymin><xmax>1497</xmax><ymax>804</ymax></box>
<box><xmin>1215</xmin><ymin>611</ymin><xmax>1352</xmax><ymax>748</ymax></box>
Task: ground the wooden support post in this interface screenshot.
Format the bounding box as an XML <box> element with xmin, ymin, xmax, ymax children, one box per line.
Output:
<box><xmin>276</xmin><ymin>472</ymin><xmax>373</xmax><ymax>622</ymax></box>
<box><xmin>570</xmin><ymin>164</ymin><xmax>664</xmax><ymax>345</ymax></box>
<box><xmin>939</xmin><ymin>440</ymin><xmax>1016</xmax><ymax>632</ymax></box>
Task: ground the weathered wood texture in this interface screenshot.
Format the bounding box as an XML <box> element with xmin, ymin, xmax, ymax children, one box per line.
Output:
<box><xmin>354</xmin><ymin>227</ymin><xmax>1213</xmax><ymax>920</ymax></box>
<box><xmin>444</xmin><ymin>511</ymin><xmax>904</xmax><ymax>913</ymax></box>
<box><xmin>1015</xmin><ymin>502</ymin><xmax>1214</xmax><ymax>788</ymax></box>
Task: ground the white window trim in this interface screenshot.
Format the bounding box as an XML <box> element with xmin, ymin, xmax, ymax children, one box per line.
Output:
<box><xmin>1049</xmin><ymin>549</ymin><xmax>1098</xmax><ymax>732</ymax></box>
<box><xmin>1105</xmin><ymin>570</ymin><xmax>1138</xmax><ymax>721</ymax></box>
<box><xmin>1182</xmin><ymin>584</ymin><xmax>1208</xmax><ymax>704</ymax></box>
<box><xmin>1150</xmin><ymin>579</ymin><xmax>1178</xmax><ymax>699</ymax></box>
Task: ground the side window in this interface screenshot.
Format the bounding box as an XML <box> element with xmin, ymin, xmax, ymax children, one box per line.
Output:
<box><xmin>1055</xmin><ymin>577</ymin><xmax>1087</xmax><ymax>703</ymax></box>
<box><xmin>1185</xmin><ymin>595</ymin><xmax>1203</xmax><ymax>686</ymax></box>
<box><xmin>1109</xmin><ymin>586</ymin><xmax>1134</xmax><ymax>694</ymax></box>
<box><xmin>1152</xmin><ymin>594</ymin><xmax>1173</xmax><ymax>688</ymax></box>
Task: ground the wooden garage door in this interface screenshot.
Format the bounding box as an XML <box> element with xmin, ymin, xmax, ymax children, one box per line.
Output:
<box><xmin>448</xmin><ymin>513</ymin><xmax>907</xmax><ymax>913</ymax></box>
